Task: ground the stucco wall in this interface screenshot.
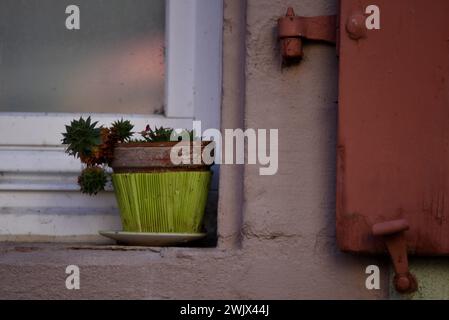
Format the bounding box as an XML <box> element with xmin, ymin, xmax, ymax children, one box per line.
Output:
<box><xmin>239</xmin><ymin>0</ymin><xmax>388</xmax><ymax>298</ymax></box>
<box><xmin>0</xmin><ymin>0</ymin><xmax>390</xmax><ymax>299</ymax></box>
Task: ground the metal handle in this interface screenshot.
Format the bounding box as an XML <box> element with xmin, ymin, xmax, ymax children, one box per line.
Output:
<box><xmin>372</xmin><ymin>219</ymin><xmax>418</xmax><ymax>294</ymax></box>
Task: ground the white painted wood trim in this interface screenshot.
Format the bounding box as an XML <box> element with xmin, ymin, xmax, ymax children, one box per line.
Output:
<box><xmin>165</xmin><ymin>0</ymin><xmax>197</xmax><ymax>118</ymax></box>
<box><xmin>0</xmin><ymin>113</ymin><xmax>193</xmax><ymax>146</ymax></box>
<box><xmin>193</xmin><ymin>0</ymin><xmax>223</xmax><ymax>131</ymax></box>
<box><xmin>0</xmin><ymin>114</ymin><xmax>193</xmax><ymax>191</ymax></box>
<box><xmin>165</xmin><ymin>0</ymin><xmax>223</xmax><ymax>127</ymax></box>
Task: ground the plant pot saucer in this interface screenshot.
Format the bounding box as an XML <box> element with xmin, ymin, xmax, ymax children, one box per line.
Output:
<box><xmin>99</xmin><ymin>230</ymin><xmax>206</xmax><ymax>247</ymax></box>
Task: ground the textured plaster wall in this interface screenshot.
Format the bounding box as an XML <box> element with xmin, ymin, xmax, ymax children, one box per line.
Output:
<box><xmin>0</xmin><ymin>0</ymin><xmax>391</xmax><ymax>299</ymax></box>
<box><xmin>239</xmin><ymin>0</ymin><xmax>388</xmax><ymax>299</ymax></box>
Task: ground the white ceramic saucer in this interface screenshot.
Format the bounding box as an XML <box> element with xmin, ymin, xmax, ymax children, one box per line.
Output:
<box><xmin>99</xmin><ymin>230</ymin><xmax>206</xmax><ymax>246</ymax></box>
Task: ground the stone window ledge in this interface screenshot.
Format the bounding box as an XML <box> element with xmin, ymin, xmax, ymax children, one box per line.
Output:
<box><xmin>0</xmin><ymin>242</ymin><xmax>231</xmax><ymax>266</ymax></box>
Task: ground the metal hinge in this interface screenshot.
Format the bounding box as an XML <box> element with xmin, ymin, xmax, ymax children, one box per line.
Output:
<box><xmin>372</xmin><ymin>219</ymin><xmax>418</xmax><ymax>294</ymax></box>
<box><xmin>277</xmin><ymin>7</ymin><xmax>338</xmax><ymax>63</ymax></box>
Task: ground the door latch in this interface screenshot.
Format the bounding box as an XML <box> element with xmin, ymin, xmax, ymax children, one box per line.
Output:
<box><xmin>372</xmin><ymin>219</ymin><xmax>418</xmax><ymax>294</ymax></box>
<box><xmin>277</xmin><ymin>7</ymin><xmax>337</xmax><ymax>62</ymax></box>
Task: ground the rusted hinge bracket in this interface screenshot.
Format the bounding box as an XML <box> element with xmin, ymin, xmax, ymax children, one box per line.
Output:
<box><xmin>372</xmin><ymin>219</ymin><xmax>418</xmax><ymax>294</ymax></box>
<box><xmin>278</xmin><ymin>7</ymin><xmax>337</xmax><ymax>62</ymax></box>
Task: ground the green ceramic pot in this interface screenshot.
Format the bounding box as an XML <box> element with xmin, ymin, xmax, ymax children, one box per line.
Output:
<box><xmin>111</xmin><ymin>142</ymin><xmax>213</xmax><ymax>233</ymax></box>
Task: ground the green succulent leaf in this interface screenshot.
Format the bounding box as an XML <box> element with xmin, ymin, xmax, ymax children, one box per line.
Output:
<box><xmin>62</xmin><ymin>116</ymin><xmax>101</xmax><ymax>159</ymax></box>
<box><xmin>78</xmin><ymin>166</ymin><xmax>108</xmax><ymax>195</ymax></box>
<box><xmin>111</xmin><ymin>119</ymin><xmax>134</xmax><ymax>142</ymax></box>
<box><xmin>139</xmin><ymin>126</ymin><xmax>195</xmax><ymax>142</ymax></box>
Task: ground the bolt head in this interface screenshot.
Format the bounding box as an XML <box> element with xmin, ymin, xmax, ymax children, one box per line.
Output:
<box><xmin>394</xmin><ymin>273</ymin><xmax>418</xmax><ymax>294</ymax></box>
<box><xmin>396</xmin><ymin>275</ymin><xmax>411</xmax><ymax>292</ymax></box>
<box><xmin>346</xmin><ymin>13</ymin><xmax>367</xmax><ymax>40</ymax></box>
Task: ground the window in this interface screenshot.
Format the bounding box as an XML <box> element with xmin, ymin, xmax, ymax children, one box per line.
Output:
<box><xmin>0</xmin><ymin>0</ymin><xmax>165</xmax><ymax>114</ymax></box>
<box><xmin>0</xmin><ymin>0</ymin><xmax>222</xmax><ymax>240</ymax></box>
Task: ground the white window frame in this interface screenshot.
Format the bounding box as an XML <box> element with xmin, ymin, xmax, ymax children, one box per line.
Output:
<box><xmin>0</xmin><ymin>0</ymin><xmax>223</xmax><ymax>238</ymax></box>
<box><xmin>0</xmin><ymin>0</ymin><xmax>223</xmax><ymax>191</ymax></box>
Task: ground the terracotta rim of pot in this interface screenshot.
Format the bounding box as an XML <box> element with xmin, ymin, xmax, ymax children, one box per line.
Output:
<box><xmin>111</xmin><ymin>140</ymin><xmax>214</xmax><ymax>174</ymax></box>
<box><xmin>114</xmin><ymin>141</ymin><xmax>212</xmax><ymax>148</ymax></box>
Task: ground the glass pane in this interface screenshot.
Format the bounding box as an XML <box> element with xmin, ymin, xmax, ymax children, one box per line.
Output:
<box><xmin>0</xmin><ymin>0</ymin><xmax>165</xmax><ymax>114</ymax></box>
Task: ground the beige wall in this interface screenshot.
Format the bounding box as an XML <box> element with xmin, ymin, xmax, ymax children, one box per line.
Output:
<box><xmin>0</xmin><ymin>0</ymin><xmax>390</xmax><ymax>299</ymax></box>
<box><xmin>236</xmin><ymin>0</ymin><xmax>388</xmax><ymax>298</ymax></box>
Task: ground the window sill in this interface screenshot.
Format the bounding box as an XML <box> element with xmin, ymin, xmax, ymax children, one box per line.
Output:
<box><xmin>0</xmin><ymin>241</ymin><xmax>228</xmax><ymax>261</ymax></box>
<box><xmin>0</xmin><ymin>240</ymin><xmax>234</xmax><ymax>299</ymax></box>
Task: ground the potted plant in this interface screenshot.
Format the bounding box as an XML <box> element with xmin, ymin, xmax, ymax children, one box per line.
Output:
<box><xmin>62</xmin><ymin>117</ymin><xmax>214</xmax><ymax>245</ymax></box>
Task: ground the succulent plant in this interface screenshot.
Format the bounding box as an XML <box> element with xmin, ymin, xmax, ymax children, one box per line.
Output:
<box><xmin>141</xmin><ymin>125</ymin><xmax>174</xmax><ymax>142</ymax></box>
<box><xmin>62</xmin><ymin>117</ymin><xmax>101</xmax><ymax>161</ymax></box>
<box><xmin>78</xmin><ymin>166</ymin><xmax>108</xmax><ymax>195</ymax></box>
<box><xmin>139</xmin><ymin>125</ymin><xmax>195</xmax><ymax>142</ymax></box>
<box><xmin>62</xmin><ymin>118</ymin><xmax>193</xmax><ymax>195</ymax></box>
<box><xmin>110</xmin><ymin>119</ymin><xmax>134</xmax><ymax>143</ymax></box>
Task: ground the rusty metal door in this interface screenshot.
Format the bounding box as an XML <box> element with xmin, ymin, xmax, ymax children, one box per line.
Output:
<box><xmin>337</xmin><ymin>0</ymin><xmax>449</xmax><ymax>258</ymax></box>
